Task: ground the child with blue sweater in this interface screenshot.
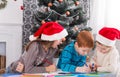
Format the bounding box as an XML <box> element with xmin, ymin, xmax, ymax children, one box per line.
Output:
<box><xmin>57</xmin><ymin>30</ymin><xmax>94</xmax><ymax>73</ymax></box>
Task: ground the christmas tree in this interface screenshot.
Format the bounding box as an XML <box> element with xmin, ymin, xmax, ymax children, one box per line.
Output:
<box><xmin>31</xmin><ymin>0</ymin><xmax>92</xmax><ymax>56</ymax></box>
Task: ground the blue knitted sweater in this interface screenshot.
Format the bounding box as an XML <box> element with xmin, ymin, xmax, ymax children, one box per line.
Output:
<box><xmin>57</xmin><ymin>41</ymin><xmax>87</xmax><ymax>72</ymax></box>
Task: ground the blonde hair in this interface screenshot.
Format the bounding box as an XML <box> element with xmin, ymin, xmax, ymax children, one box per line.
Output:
<box><xmin>76</xmin><ymin>30</ymin><xmax>94</xmax><ymax>48</ymax></box>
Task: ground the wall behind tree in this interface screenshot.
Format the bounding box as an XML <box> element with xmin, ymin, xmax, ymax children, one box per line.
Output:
<box><xmin>90</xmin><ymin>0</ymin><xmax>120</xmax><ymax>33</ymax></box>
<box><xmin>90</xmin><ymin>0</ymin><xmax>120</xmax><ymax>52</ymax></box>
<box><xmin>23</xmin><ymin>0</ymin><xmax>37</xmax><ymax>46</ymax></box>
<box><xmin>0</xmin><ymin>0</ymin><xmax>23</xmax><ymax>66</ymax></box>
<box><xmin>0</xmin><ymin>0</ymin><xmax>23</xmax><ymax>24</ymax></box>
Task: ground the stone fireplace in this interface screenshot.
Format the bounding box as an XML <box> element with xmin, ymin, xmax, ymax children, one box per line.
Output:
<box><xmin>0</xmin><ymin>23</ymin><xmax>22</xmax><ymax>68</ymax></box>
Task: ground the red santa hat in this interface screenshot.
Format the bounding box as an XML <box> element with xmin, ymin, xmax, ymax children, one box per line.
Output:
<box><xmin>96</xmin><ymin>27</ymin><xmax>120</xmax><ymax>46</ymax></box>
<box><xmin>29</xmin><ymin>22</ymin><xmax>68</xmax><ymax>41</ymax></box>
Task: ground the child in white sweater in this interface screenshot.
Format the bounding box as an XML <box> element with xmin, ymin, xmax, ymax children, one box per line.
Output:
<box><xmin>90</xmin><ymin>27</ymin><xmax>120</xmax><ymax>75</ymax></box>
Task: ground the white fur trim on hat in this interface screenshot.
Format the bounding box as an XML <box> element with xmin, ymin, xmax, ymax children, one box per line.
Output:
<box><xmin>96</xmin><ymin>34</ymin><xmax>116</xmax><ymax>46</ymax></box>
<box><xmin>29</xmin><ymin>35</ymin><xmax>37</xmax><ymax>41</ymax></box>
<box><xmin>41</xmin><ymin>29</ymin><xmax>68</xmax><ymax>41</ymax></box>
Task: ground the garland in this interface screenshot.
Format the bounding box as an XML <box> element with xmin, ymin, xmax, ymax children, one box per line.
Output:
<box><xmin>0</xmin><ymin>0</ymin><xmax>7</xmax><ymax>9</ymax></box>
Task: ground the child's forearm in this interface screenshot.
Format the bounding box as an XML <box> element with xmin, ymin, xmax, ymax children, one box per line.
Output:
<box><xmin>60</xmin><ymin>63</ymin><xmax>76</xmax><ymax>72</ymax></box>
<box><xmin>24</xmin><ymin>66</ymin><xmax>46</xmax><ymax>73</ymax></box>
<box><xmin>45</xmin><ymin>64</ymin><xmax>56</xmax><ymax>73</ymax></box>
<box><xmin>97</xmin><ymin>66</ymin><xmax>115</xmax><ymax>73</ymax></box>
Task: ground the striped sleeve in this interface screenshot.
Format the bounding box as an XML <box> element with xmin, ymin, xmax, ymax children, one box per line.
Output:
<box><xmin>23</xmin><ymin>42</ymin><xmax>46</xmax><ymax>73</ymax></box>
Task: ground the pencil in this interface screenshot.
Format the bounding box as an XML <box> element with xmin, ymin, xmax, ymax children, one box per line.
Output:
<box><xmin>85</xmin><ymin>63</ymin><xmax>88</xmax><ymax>67</ymax></box>
<box><xmin>91</xmin><ymin>63</ymin><xmax>94</xmax><ymax>71</ymax></box>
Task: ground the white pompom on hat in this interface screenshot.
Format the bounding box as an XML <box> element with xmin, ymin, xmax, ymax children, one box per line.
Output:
<box><xmin>96</xmin><ymin>27</ymin><xmax>120</xmax><ymax>46</ymax></box>
<box><xmin>29</xmin><ymin>22</ymin><xmax>68</xmax><ymax>41</ymax></box>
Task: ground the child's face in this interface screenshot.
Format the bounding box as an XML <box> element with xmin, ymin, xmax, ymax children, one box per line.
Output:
<box><xmin>75</xmin><ymin>42</ymin><xmax>92</xmax><ymax>56</ymax></box>
<box><xmin>96</xmin><ymin>41</ymin><xmax>112</xmax><ymax>54</ymax></box>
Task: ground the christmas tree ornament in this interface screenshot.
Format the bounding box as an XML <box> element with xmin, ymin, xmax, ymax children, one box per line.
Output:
<box><xmin>66</xmin><ymin>11</ymin><xmax>70</xmax><ymax>16</ymax></box>
<box><xmin>20</xmin><ymin>5</ymin><xmax>24</xmax><ymax>10</ymax></box>
<box><xmin>58</xmin><ymin>0</ymin><xmax>63</xmax><ymax>3</ymax></box>
<box><xmin>41</xmin><ymin>20</ymin><xmax>46</xmax><ymax>24</ymax></box>
<box><xmin>48</xmin><ymin>2</ymin><xmax>53</xmax><ymax>7</ymax></box>
<box><xmin>72</xmin><ymin>0</ymin><xmax>80</xmax><ymax>6</ymax></box>
<box><xmin>74</xmin><ymin>26</ymin><xmax>79</xmax><ymax>31</ymax></box>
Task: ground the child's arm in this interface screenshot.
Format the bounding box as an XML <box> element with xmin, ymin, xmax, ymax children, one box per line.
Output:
<box><xmin>22</xmin><ymin>42</ymin><xmax>47</xmax><ymax>73</ymax></box>
<box><xmin>97</xmin><ymin>49</ymin><xmax>119</xmax><ymax>73</ymax></box>
<box><xmin>58</xmin><ymin>50</ymin><xmax>89</xmax><ymax>72</ymax></box>
<box><xmin>57</xmin><ymin>46</ymin><xmax>77</xmax><ymax>72</ymax></box>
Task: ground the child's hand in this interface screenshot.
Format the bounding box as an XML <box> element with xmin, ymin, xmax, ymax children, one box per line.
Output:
<box><xmin>16</xmin><ymin>62</ymin><xmax>24</xmax><ymax>72</ymax></box>
<box><xmin>45</xmin><ymin>64</ymin><xmax>56</xmax><ymax>72</ymax></box>
<box><xmin>76</xmin><ymin>67</ymin><xmax>84</xmax><ymax>72</ymax></box>
<box><xmin>76</xmin><ymin>66</ymin><xmax>91</xmax><ymax>73</ymax></box>
<box><xmin>89</xmin><ymin>63</ymin><xmax>97</xmax><ymax>72</ymax></box>
<box><xmin>83</xmin><ymin>65</ymin><xmax>91</xmax><ymax>73</ymax></box>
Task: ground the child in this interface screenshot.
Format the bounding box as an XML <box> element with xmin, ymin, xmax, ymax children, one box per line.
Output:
<box><xmin>57</xmin><ymin>30</ymin><xmax>94</xmax><ymax>73</ymax></box>
<box><xmin>6</xmin><ymin>22</ymin><xmax>68</xmax><ymax>73</ymax></box>
<box><xmin>90</xmin><ymin>27</ymin><xmax>120</xmax><ymax>74</ymax></box>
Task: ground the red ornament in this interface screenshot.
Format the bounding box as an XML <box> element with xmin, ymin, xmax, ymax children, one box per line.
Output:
<box><xmin>75</xmin><ymin>1</ymin><xmax>80</xmax><ymax>6</ymax></box>
<box><xmin>74</xmin><ymin>26</ymin><xmax>79</xmax><ymax>31</ymax></box>
<box><xmin>66</xmin><ymin>11</ymin><xmax>70</xmax><ymax>16</ymax></box>
<box><xmin>58</xmin><ymin>0</ymin><xmax>63</xmax><ymax>3</ymax></box>
<box><xmin>41</xmin><ymin>20</ymin><xmax>46</xmax><ymax>24</ymax></box>
<box><xmin>20</xmin><ymin>6</ymin><xmax>24</xmax><ymax>10</ymax></box>
<box><xmin>48</xmin><ymin>2</ymin><xmax>53</xmax><ymax>7</ymax></box>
